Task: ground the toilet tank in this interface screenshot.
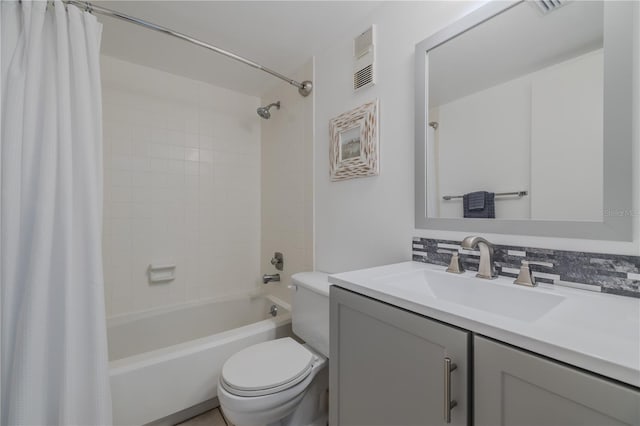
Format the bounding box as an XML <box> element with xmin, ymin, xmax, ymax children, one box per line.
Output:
<box><xmin>291</xmin><ymin>272</ymin><xmax>330</xmax><ymax>357</ymax></box>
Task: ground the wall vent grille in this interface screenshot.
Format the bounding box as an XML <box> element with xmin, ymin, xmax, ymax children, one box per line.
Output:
<box><xmin>354</xmin><ymin>27</ymin><xmax>374</xmax><ymax>58</ymax></box>
<box><xmin>353</xmin><ymin>25</ymin><xmax>376</xmax><ymax>92</ymax></box>
<box><xmin>532</xmin><ymin>0</ymin><xmax>568</xmax><ymax>15</ymax></box>
<box><xmin>354</xmin><ymin>64</ymin><xmax>373</xmax><ymax>91</ymax></box>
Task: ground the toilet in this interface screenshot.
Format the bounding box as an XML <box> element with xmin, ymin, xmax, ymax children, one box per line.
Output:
<box><xmin>217</xmin><ymin>272</ymin><xmax>330</xmax><ymax>426</ymax></box>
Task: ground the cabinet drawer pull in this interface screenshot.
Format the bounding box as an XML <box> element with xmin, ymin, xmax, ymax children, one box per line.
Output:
<box><xmin>444</xmin><ymin>357</ymin><xmax>458</xmax><ymax>423</ymax></box>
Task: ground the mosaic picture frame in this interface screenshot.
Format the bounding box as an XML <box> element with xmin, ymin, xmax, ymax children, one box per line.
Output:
<box><xmin>329</xmin><ymin>99</ymin><xmax>379</xmax><ymax>181</ymax></box>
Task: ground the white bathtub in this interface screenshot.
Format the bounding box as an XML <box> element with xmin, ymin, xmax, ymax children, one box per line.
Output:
<box><xmin>107</xmin><ymin>293</ymin><xmax>292</xmax><ymax>426</ymax></box>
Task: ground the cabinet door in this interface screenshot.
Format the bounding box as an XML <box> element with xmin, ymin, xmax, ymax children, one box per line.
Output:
<box><xmin>330</xmin><ymin>286</ymin><xmax>469</xmax><ymax>426</ymax></box>
<box><xmin>474</xmin><ymin>336</ymin><xmax>640</xmax><ymax>426</ymax></box>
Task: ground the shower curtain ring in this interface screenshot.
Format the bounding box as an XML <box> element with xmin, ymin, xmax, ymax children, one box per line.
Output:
<box><xmin>84</xmin><ymin>2</ymin><xmax>93</xmax><ymax>13</ymax></box>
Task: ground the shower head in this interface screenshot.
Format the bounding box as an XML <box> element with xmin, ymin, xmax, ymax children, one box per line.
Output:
<box><xmin>257</xmin><ymin>101</ymin><xmax>280</xmax><ymax>119</ymax></box>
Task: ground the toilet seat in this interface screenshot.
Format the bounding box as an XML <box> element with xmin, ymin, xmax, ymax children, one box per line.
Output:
<box><xmin>221</xmin><ymin>338</ymin><xmax>316</xmax><ymax>397</ymax></box>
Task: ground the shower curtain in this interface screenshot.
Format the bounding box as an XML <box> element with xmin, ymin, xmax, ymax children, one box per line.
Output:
<box><xmin>1</xmin><ymin>1</ymin><xmax>112</xmax><ymax>424</ymax></box>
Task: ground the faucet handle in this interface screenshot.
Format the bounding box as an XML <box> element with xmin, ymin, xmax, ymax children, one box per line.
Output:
<box><xmin>270</xmin><ymin>252</ymin><xmax>284</xmax><ymax>271</ymax></box>
<box><xmin>445</xmin><ymin>252</ymin><xmax>465</xmax><ymax>274</ymax></box>
<box><xmin>514</xmin><ymin>260</ymin><xmax>553</xmax><ymax>287</ymax></box>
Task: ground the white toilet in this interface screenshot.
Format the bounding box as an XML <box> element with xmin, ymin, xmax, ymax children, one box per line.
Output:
<box><xmin>217</xmin><ymin>272</ymin><xmax>330</xmax><ymax>426</ymax></box>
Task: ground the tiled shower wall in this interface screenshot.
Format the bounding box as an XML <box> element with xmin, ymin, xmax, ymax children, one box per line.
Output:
<box><xmin>260</xmin><ymin>59</ymin><xmax>314</xmax><ymax>304</ymax></box>
<box><xmin>413</xmin><ymin>238</ymin><xmax>640</xmax><ymax>298</ymax></box>
<box><xmin>102</xmin><ymin>56</ymin><xmax>262</xmax><ymax>317</ymax></box>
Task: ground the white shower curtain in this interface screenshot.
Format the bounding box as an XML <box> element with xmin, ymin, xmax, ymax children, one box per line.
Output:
<box><xmin>1</xmin><ymin>1</ymin><xmax>112</xmax><ymax>425</ymax></box>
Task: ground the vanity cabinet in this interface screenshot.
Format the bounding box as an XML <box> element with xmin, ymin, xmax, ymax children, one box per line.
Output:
<box><xmin>329</xmin><ymin>286</ymin><xmax>469</xmax><ymax>426</ymax></box>
<box><xmin>474</xmin><ymin>336</ymin><xmax>640</xmax><ymax>426</ymax></box>
<box><xmin>330</xmin><ymin>286</ymin><xmax>640</xmax><ymax>426</ymax></box>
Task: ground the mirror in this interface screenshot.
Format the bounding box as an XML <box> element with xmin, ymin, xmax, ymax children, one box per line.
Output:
<box><xmin>415</xmin><ymin>0</ymin><xmax>635</xmax><ymax>240</ymax></box>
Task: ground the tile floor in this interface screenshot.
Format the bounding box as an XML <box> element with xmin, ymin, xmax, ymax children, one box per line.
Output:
<box><xmin>176</xmin><ymin>408</ymin><xmax>232</xmax><ymax>426</ymax></box>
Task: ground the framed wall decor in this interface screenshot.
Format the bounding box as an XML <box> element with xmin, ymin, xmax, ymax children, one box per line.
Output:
<box><xmin>329</xmin><ymin>99</ymin><xmax>379</xmax><ymax>181</ymax></box>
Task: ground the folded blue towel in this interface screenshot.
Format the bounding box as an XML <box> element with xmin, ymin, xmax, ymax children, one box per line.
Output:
<box><xmin>463</xmin><ymin>191</ymin><xmax>495</xmax><ymax>219</ymax></box>
<box><xmin>467</xmin><ymin>191</ymin><xmax>485</xmax><ymax>211</ymax></box>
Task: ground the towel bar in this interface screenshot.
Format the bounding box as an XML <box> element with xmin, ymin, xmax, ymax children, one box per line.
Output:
<box><xmin>442</xmin><ymin>190</ymin><xmax>528</xmax><ymax>201</ymax></box>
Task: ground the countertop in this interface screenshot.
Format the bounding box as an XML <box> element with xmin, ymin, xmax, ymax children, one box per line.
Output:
<box><xmin>329</xmin><ymin>261</ymin><xmax>640</xmax><ymax>388</ymax></box>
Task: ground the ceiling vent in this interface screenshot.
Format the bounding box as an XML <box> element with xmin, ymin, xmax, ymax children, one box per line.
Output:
<box><xmin>353</xmin><ymin>25</ymin><xmax>376</xmax><ymax>92</ymax></box>
<box><xmin>531</xmin><ymin>0</ymin><xmax>569</xmax><ymax>15</ymax></box>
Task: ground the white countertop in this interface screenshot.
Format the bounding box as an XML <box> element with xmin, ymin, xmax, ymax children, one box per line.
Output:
<box><xmin>329</xmin><ymin>261</ymin><xmax>640</xmax><ymax>388</ymax></box>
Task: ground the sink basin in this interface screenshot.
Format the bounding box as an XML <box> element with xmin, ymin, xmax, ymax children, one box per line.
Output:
<box><xmin>372</xmin><ymin>269</ymin><xmax>565</xmax><ymax>322</ymax></box>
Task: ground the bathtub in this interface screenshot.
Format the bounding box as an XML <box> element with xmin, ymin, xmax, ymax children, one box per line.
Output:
<box><xmin>107</xmin><ymin>293</ymin><xmax>292</xmax><ymax>426</ymax></box>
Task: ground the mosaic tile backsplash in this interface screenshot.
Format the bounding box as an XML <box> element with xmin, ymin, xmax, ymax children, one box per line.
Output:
<box><xmin>412</xmin><ymin>238</ymin><xmax>640</xmax><ymax>298</ymax></box>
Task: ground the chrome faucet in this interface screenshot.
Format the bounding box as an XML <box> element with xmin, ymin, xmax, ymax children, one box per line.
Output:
<box><xmin>262</xmin><ymin>273</ymin><xmax>280</xmax><ymax>284</ymax></box>
<box><xmin>460</xmin><ymin>236</ymin><xmax>498</xmax><ymax>279</ymax></box>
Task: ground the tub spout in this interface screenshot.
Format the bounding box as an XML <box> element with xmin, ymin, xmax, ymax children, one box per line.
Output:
<box><xmin>262</xmin><ymin>273</ymin><xmax>280</xmax><ymax>284</ymax></box>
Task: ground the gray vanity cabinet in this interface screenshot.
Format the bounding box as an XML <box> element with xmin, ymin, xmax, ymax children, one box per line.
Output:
<box><xmin>474</xmin><ymin>336</ymin><xmax>640</xmax><ymax>426</ymax></box>
<box><xmin>329</xmin><ymin>286</ymin><xmax>469</xmax><ymax>426</ymax></box>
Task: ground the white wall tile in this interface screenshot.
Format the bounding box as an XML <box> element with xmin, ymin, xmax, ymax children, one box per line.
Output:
<box><xmin>102</xmin><ymin>55</ymin><xmax>261</xmax><ymax>317</ymax></box>
<box><xmin>185</xmin><ymin>148</ymin><xmax>200</xmax><ymax>162</ymax></box>
<box><xmin>260</xmin><ymin>60</ymin><xmax>314</xmax><ymax>304</ymax></box>
<box><xmin>185</xmin><ymin>161</ymin><xmax>199</xmax><ymax>176</ymax></box>
<box><xmin>184</xmin><ymin>133</ymin><xmax>199</xmax><ymax>148</ymax></box>
<box><xmin>198</xmin><ymin>135</ymin><xmax>215</xmax><ymax>150</ymax></box>
<box><xmin>199</xmin><ymin>149</ymin><xmax>214</xmax><ymax>163</ymax></box>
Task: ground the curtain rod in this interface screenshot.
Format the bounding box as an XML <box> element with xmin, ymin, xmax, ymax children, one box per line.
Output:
<box><xmin>64</xmin><ymin>0</ymin><xmax>313</xmax><ymax>97</ymax></box>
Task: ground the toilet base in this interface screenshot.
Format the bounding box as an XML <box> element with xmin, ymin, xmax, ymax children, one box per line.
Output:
<box><xmin>221</xmin><ymin>362</ymin><xmax>328</xmax><ymax>426</ymax></box>
<box><xmin>269</xmin><ymin>366</ymin><xmax>328</xmax><ymax>426</ymax></box>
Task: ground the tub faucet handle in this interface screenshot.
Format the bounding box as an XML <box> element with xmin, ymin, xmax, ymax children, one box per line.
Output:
<box><xmin>270</xmin><ymin>252</ymin><xmax>284</xmax><ymax>271</ymax></box>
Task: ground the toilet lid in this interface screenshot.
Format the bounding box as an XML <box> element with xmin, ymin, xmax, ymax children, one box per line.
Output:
<box><xmin>221</xmin><ymin>337</ymin><xmax>315</xmax><ymax>394</ymax></box>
